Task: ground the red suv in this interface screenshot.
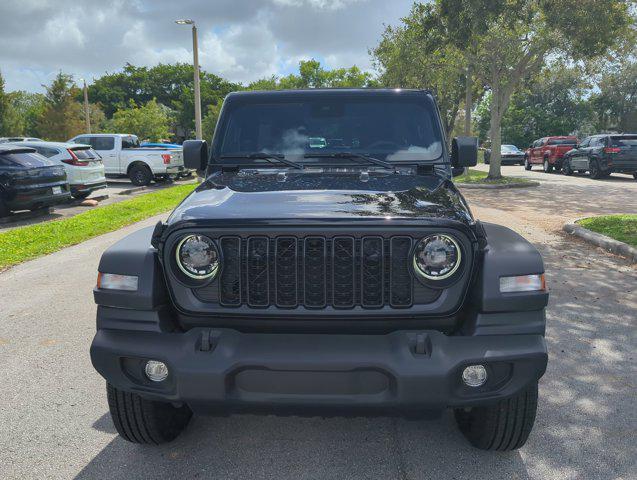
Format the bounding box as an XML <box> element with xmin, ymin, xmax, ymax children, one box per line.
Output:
<box><xmin>524</xmin><ymin>136</ymin><xmax>578</xmax><ymax>172</ymax></box>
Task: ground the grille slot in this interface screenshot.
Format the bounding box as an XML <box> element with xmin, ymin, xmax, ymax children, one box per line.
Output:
<box><xmin>304</xmin><ymin>237</ymin><xmax>327</xmax><ymax>308</ymax></box>
<box><xmin>204</xmin><ymin>234</ymin><xmax>440</xmax><ymax>310</ymax></box>
<box><xmin>332</xmin><ymin>237</ymin><xmax>355</xmax><ymax>308</ymax></box>
<box><xmin>361</xmin><ymin>237</ymin><xmax>384</xmax><ymax>308</ymax></box>
<box><xmin>389</xmin><ymin>236</ymin><xmax>413</xmax><ymax>307</ymax></box>
<box><xmin>275</xmin><ymin>237</ymin><xmax>298</xmax><ymax>307</ymax></box>
<box><xmin>219</xmin><ymin>237</ymin><xmax>241</xmax><ymax>306</ymax></box>
<box><xmin>246</xmin><ymin>237</ymin><xmax>269</xmax><ymax>307</ymax></box>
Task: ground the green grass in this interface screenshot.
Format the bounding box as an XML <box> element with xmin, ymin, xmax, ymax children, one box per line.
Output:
<box><xmin>453</xmin><ymin>168</ymin><xmax>534</xmax><ymax>185</ymax></box>
<box><xmin>577</xmin><ymin>214</ymin><xmax>637</xmax><ymax>248</ymax></box>
<box><xmin>0</xmin><ymin>184</ymin><xmax>197</xmax><ymax>270</ymax></box>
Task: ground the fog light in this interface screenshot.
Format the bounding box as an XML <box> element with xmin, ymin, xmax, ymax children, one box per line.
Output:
<box><xmin>462</xmin><ymin>365</ymin><xmax>487</xmax><ymax>387</ymax></box>
<box><xmin>145</xmin><ymin>360</ymin><xmax>169</xmax><ymax>382</ymax></box>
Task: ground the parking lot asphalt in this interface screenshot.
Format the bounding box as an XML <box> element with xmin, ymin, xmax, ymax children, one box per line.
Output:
<box><xmin>0</xmin><ymin>168</ymin><xmax>635</xmax><ymax>480</ymax></box>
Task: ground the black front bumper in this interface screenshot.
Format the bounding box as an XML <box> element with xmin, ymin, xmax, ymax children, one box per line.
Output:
<box><xmin>91</xmin><ymin>325</ymin><xmax>547</xmax><ymax>415</ymax></box>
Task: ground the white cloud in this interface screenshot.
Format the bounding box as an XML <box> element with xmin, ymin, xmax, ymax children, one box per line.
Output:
<box><xmin>0</xmin><ymin>0</ymin><xmax>413</xmax><ymax>92</ymax></box>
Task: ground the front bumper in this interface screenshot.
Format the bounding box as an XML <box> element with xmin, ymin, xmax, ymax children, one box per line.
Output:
<box><xmin>91</xmin><ymin>326</ymin><xmax>547</xmax><ymax>415</ymax></box>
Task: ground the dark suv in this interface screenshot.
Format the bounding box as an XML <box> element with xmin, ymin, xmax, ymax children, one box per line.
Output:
<box><xmin>562</xmin><ymin>134</ymin><xmax>637</xmax><ymax>179</ymax></box>
<box><xmin>0</xmin><ymin>144</ymin><xmax>71</xmax><ymax>216</ymax></box>
<box><xmin>91</xmin><ymin>89</ymin><xmax>548</xmax><ymax>451</ymax></box>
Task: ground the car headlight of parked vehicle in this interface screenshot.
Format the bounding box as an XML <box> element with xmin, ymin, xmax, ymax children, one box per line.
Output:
<box><xmin>413</xmin><ymin>234</ymin><xmax>462</xmax><ymax>283</ymax></box>
<box><xmin>175</xmin><ymin>234</ymin><xmax>220</xmax><ymax>280</ymax></box>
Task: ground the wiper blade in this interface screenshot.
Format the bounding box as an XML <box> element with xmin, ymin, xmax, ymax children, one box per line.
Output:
<box><xmin>303</xmin><ymin>152</ymin><xmax>395</xmax><ymax>170</ymax></box>
<box><xmin>219</xmin><ymin>153</ymin><xmax>303</xmax><ymax>170</ymax></box>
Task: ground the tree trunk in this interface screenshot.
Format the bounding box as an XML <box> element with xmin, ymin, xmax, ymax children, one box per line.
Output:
<box><xmin>464</xmin><ymin>64</ymin><xmax>472</xmax><ymax>179</ymax></box>
<box><xmin>464</xmin><ymin>65</ymin><xmax>472</xmax><ymax>136</ymax></box>
<box><xmin>488</xmin><ymin>85</ymin><xmax>502</xmax><ymax>179</ymax></box>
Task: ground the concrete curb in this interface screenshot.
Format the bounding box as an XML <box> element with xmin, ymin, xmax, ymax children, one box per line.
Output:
<box><xmin>456</xmin><ymin>181</ymin><xmax>540</xmax><ymax>189</ymax></box>
<box><xmin>563</xmin><ymin>221</ymin><xmax>637</xmax><ymax>263</ymax></box>
<box><xmin>0</xmin><ymin>207</ymin><xmax>52</xmax><ymax>224</ymax></box>
<box><xmin>117</xmin><ymin>186</ymin><xmax>146</xmax><ymax>195</ymax></box>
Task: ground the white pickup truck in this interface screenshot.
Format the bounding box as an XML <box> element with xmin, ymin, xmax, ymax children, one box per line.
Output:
<box><xmin>67</xmin><ymin>134</ymin><xmax>189</xmax><ymax>186</ymax></box>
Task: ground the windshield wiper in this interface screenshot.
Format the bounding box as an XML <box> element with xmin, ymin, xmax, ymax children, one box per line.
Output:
<box><xmin>219</xmin><ymin>153</ymin><xmax>304</xmax><ymax>170</ymax></box>
<box><xmin>303</xmin><ymin>152</ymin><xmax>395</xmax><ymax>171</ymax></box>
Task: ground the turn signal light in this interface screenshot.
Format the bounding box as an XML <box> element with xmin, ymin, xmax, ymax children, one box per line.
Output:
<box><xmin>499</xmin><ymin>274</ymin><xmax>546</xmax><ymax>293</ymax></box>
<box><xmin>97</xmin><ymin>272</ymin><xmax>139</xmax><ymax>291</ymax></box>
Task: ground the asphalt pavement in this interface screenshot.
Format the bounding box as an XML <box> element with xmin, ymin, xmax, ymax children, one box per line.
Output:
<box><xmin>0</xmin><ymin>167</ymin><xmax>635</xmax><ymax>480</ymax></box>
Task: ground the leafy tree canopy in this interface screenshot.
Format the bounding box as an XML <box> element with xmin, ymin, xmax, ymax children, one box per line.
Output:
<box><xmin>108</xmin><ymin>98</ymin><xmax>171</xmax><ymax>142</ymax></box>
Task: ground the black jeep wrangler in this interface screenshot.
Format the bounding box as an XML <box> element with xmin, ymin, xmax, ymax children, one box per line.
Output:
<box><xmin>91</xmin><ymin>89</ymin><xmax>548</xmax><ymax>451</ymax></box>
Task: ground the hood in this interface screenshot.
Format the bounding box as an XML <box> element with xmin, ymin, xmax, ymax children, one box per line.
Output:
<box><xmin>166</xmin><ymin>170</ymin><xmax>474</xmax><ymax>226</ymax></box>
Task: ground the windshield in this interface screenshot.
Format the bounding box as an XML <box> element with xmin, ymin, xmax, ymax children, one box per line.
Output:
<box><xmin>610</xmin><ymin>136</ymin><xmax>637</xmax><ymax>147</ymax></box>
<box><xmin>0</xmin><ymin>151</ymin><xmax>56</xmax><ymax>168</ymax></box>
<box><xmin>548</xmin><ymin>138</ymin><xmax>577</xmax><ymax>146</ymax></box>
<box><xmin>216</xmin><ymin>95</ymin><xmax>444</xmax><ymax>163</ymax></box>
<box><xmin>501</xmin><ymin>145</ymin><xmax>521</xmax><ymax>153</ymax></box>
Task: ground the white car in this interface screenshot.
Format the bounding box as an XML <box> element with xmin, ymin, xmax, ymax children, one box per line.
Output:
<box><xmin>67</xmin><ymin>133</ymin><xmax>187</xmax><ymax>186</ymax></box>
<box><xmin>17</xmin><ymin>141</ymin><xmax>107</xmax><ymax>199</ymax></box>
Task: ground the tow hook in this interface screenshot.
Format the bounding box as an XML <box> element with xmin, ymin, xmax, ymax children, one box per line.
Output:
<box><xmin>199</xmin><ymin>329</ymin><xmax>220</xmax><ymax>352</ymax></box>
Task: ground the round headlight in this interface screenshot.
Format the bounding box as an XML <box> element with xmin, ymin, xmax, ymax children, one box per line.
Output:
<box><xmin>175</xmin><ymin>234</ymin><xmax>220</xmax><ymax>280</ymax></box>
<box><xmin>413</xmin><ymin>234</ymin><xmax>461</xmax><ymax>281</ymax></box>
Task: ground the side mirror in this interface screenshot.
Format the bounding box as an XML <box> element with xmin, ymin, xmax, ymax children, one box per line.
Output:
<box><xmin>183</xmin><ymin>140</ymin><xmax>208</xmax><ymax>171</ymax></box>
<box><xmin>451</xmin><ymin>136</ymin><xmax>478</xmax><ymax>168</ymax></box>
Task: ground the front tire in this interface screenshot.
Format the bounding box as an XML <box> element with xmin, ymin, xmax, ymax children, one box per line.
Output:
<box><xmin>454</xmin><ymin>383</ymin><xmax>538</xmax><ymax>451</ymax></box>
<box><xmin>0</xmin><ymin>199</ymin><xmax>9</xmax><ymax>217</ymax></box>
<box><xmin>524</xmin><ymin>158</ymin><xmax>532</xmax><ymax>171</ymax></box>
<box><xmin>589</xmin><ymin>160</ymin><xmax>602</xmax><ymax>179</ymax></box>
<box><xmin>543</xmin><ymin>159</ymin><xmax>553</xmax><ymax>173</ymax></box>
<box><xmin>633</xmin><ymin>172</ymin><xmax>637</xmax><ymax>180</ymax></box>
<box><xmin>107</xmin><ymin>383</ymin><xmax>192</xmax><ymax>444</ymax></box>
<box><xmin>562</xmin><ymin>159</ymin><xmax>572</xmax><ymax>176</ymax></box>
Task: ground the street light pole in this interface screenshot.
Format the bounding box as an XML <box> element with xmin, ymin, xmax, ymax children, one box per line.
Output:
<box><xmin>82</xmin><ymin>79</ymin><xmax>91</xmax><ymax>133</ymax></box>
<box><xmin>176</xmin><ymin>19</ymin><xmax>202</xmax><ymax>140</ymax></box>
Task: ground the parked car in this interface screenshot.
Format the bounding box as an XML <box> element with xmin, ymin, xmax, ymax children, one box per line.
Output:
<box><xmin>524</xmin><ymin>136</ymin><xmax>578</xmax><ymax>172</ymax></box>
<box><xmin>91</xmin><ymin>89</ymin><xmax>548</xmax><ymax>451</ymax></box>
<box><xmin>0</xmin><ymin>137</ymin><xmax>43</xmax><ymax>143</ymax></box>
<box><xmin>484</xmin><ymin>144</ymin><xmax>525</xmax><ymax>165</ymax></box>
<box><xmin>0</xmin><ymin>144</ymin><xmax>71</xmax><ymax>216</ymax></box>
<box><xmin>15</xmin><ymin>141</ymin><xmax>106</xmax><ymax>199</ymax></box>
<box><xmin>67</xmin><ymin>134</ymin><xmax>187</xmax><ymax>186</ymax></box>
<box><xmin>562</xmin><ymin>134</ymin><xmax>637</xmax><ymax>179</ymax></box>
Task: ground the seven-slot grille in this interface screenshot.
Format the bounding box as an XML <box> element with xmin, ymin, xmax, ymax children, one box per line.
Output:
<box><xmin>210</xmin><ymin>235</ymin><xmax>424</xmax><ymax>309</ymax></box>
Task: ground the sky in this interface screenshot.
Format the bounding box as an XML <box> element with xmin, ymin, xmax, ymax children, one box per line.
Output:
<box><xmin>0</xmin><ymin>0</ymin><xmax>415</xmax><ymax>93</ymax></box>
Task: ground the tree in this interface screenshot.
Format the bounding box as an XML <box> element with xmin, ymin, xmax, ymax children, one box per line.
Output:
<box><xmin>88</xmin><ymin>63</ymin><xmax>239</xmax><ymax>139</ymax></box>
<box><xmin>108</xmin><ymin>99</ymin><xmax>171</xmax><ymax>142</ymax></box>
<box><xmin>4</xmin><ymin>91</ymin><xmax>46</xmax><ymax>137</ymax></box>
<box><xmin>371</xmin><ymin>3</ymin><xmax>466</xmax><ymax>136</ymax></box>
<box><xmin>591</xmin><ymin>58</ymin><xmax>637</xmax><ymax>132</ymax></box>
<box><xmin>475</xmin><ymin>66</ymin><xmax>595</xmax><ymax>147</ymax></box>
<box><xmin>37</xmin><ymin>72</ymin><xmax>85</xmax><ymax>141</ymax></box>
<box><xmin>470</xmin><ymin>0</ymin><xmax>633</xmax><ymax>178</ymax></box>
<box><xmin>0</xmin><ymin>71</ymin><xmax>20</xmax><ymax>136</ymax></box>
<box><xmin>201</xmin><ymin>102</ymin><xmax>222</xmax><ymax>143</ymax></box>
<box><xmin>249</xmin><ymin>60</ymin><xmax>377</xmax><ymax>90</ymax></box>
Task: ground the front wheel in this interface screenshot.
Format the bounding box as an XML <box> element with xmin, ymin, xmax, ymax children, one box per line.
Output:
<box><xmin>543</xmin><ymin>159</ymin><xmax>553</xmax><ymax>173</ymax></box>
<box><xmin>589</xmin><ymin>160</ymin><xmax>602</xmax><ymax>179</ymax></box>
<box><xmin>107</xmin><ymin>383</ymin><xmax>192</xmax><ymax>444</ymax></box>
<box><xmin>524</xmin><ymin>158</ymin><xmax>532</xmax><ymax>171</ymax></box>
<box><xmin>633</xmin><ymin>172</ymin><xmax>637</xmax><ymax>180</ymax></box>
<box><xmin>562</xmin><ymin>159</ymin><xmax>573</xmax><ymax>176</ymax></box>
<box><xmin>454</xmin><ymin>383</ymin><xmax>538</xmax><ymax>451</ymax></box>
